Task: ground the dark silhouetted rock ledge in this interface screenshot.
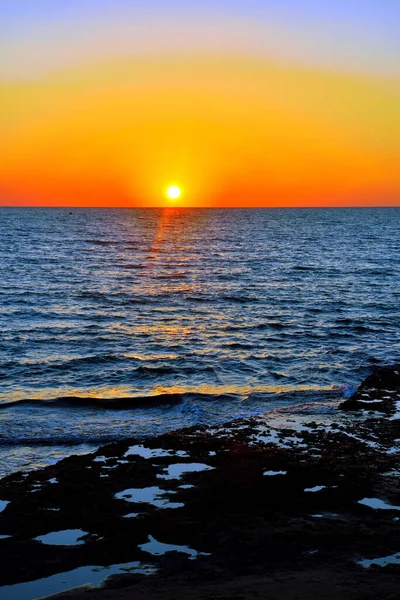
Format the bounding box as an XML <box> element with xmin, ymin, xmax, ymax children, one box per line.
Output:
<box><xmin>0</xmin><ymin>366</ymin><xmax>399</xmax><ymax>600</ymax></box>
<box><xmin>340</xmin><ymin>364</ymin><xmax>400</xmax><ymax>413</ymax></box>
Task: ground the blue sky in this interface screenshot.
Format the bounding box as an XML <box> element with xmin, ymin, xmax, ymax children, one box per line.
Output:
<box><xmin>2</xmin><ymin>0</ymin><xmax>399</xmax><ymax>28</ymax></box>
<box><xmin>1</xmin><ymin>0</ymin><xmax>399</xmax><ymax>77</ymax></box>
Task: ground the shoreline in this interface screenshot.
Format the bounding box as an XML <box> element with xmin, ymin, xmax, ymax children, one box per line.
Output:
<box><xmin>0</xmin><ymin>366</ymin><xmax>399</xmax><ymax>600</ymax></box>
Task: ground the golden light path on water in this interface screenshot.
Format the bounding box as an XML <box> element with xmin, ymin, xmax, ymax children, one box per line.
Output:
<box><xmin>146</xmin><ymin>207</ymin><xmax>185</xmax><ymax>269</ymax></box>
<box><xmin>4</xmin><ymin>383</ymin><xmax>339</xmax><ymax>403</ymax></box>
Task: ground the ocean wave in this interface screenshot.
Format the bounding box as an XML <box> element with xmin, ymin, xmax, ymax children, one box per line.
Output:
<box><xmin>86</xmin><ymin>239</ymin><xmax>141</xmax><ymax>247</ymax></box>
<box><xmin>221</xmin><ymin>294</ymin><xmax>259</xmax><ymax>303</ymax></box>
<box><xmin>0</xmin><ymin>385</ymin><xmax>342</xmax><ymax>413</ymax></box>
<box><xmin>0</xmin><ymin>354</ymin><xmax>125</xmax><ymax>375</ymax></box>
<box><xmin>223</xmin><ymin>342</ymin><xmax>255</xmax><ymax>349</ymax></box>
<box><xmin>1</xmin><ymin>356</ymin><xmax>218</xmax><ymax>379</ymax></box>
<box><xmin>0</xmin><ymin>391</ymin><xmax>239</xmax><ymax>411</ymax></box>
<box><xmin>0</xmin><ymin>436</ymin><xmax>121</xmax><ymax>447</ymax></box>
<box><xmin>0</xmin><ymin>393</ymin><xmax>184</xmax><ymax>411</ymax></box>
<box><xmin>0</xmin><ymin>390</ymin><xmax>345</xmax><ymax>453</ymax></box>
<box><xmin>134</xmin><ymin>364</ymin><xmax>217</xmax><ymax>377</ymax></box>
<box><xmin>116</xmin><ymin>263</ymin><xmax>144</xmax><ymax>270</ymax></box>
<box><xmin>133</xmin><ymin>365</ymin><xmax>178</xmax><ymax>376</ymax></box>
<box><xmin>152</xmin><ymin>273</ymin><xmax>187</xmax><ymax>280</ymax></box>
<box><xmin>1</xmin><ymin>207</ymin><xmax>400</xmax><ymax>475</ymax></box>
<box><xmin>185</xmin><ymin>296</ymin><xmax>215</xmax><ymax>303</ymax></box>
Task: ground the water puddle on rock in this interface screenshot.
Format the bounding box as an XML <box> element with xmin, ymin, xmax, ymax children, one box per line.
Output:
<box><xmin>139</xmin><ymin>535</ymin><xmax>211</xmax><ymax>560</ymax></box>
<box><xmin>0</xmin><ymin>561</ymin><xmax>156</xmax><ymax>600</ymax></box>
<box><xmin>123</xmin><ymin>446</ymin><xmax>188</xmax><ymax>459</ymax></box>
<box><xmin>358</xmin><ymin>498</ymin><xmax>400</xmax><ymax>511</ymax></box>
<box><xmin>304</xmin><ymin>485</ymin><xmax>326</xmax><ymax>493</ymax></box>
<box><xmin>34</xmin><ymin>529</ymin><xmax>88</xmax><ymax>546</ymax></box>
<box><xmin>0</xmin><ymin>500</ymin><xmax>9</xmax><ymax>513</ymax></box>
<box><xmin>115</xmin><ymin>487</ymin><xmax>184</xmax><ymax>509</ymax></box>
<box><xmin>157</xmin><ymin>463</ymin><xmax>214</xmax><ymax>480</ymax></box>
<box><xmin>358</xmin><ymin>552</ymin><xmax>400</xmax><ymax>568</ymax></box>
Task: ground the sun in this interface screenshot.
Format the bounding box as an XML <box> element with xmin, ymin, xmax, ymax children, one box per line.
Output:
<box><xmin>166</xmin><ymin>185</ymin><xmax>181</xmax><ymax>201</ymax></box>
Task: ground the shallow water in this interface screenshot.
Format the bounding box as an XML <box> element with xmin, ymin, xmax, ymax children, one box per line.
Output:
<box><xmin>0</xmin><ymin>560</ymin><xmax>155</xmax><ymax>600</ymax></box>
<box><xmin>34</xmin><ymin>529</ymin><xmax>88</xmax><ymax>546</ymax></box>
<box><xmin>115</xmin><ymin>486</ymin><xmax>184</xmax><ymax>509</ymax></box>
<box><xmin>157</xmin><ymin>462</ymin><xmax>214</xmax><ymax>480</ymax></box>
<box><xmin>139</xmin><ymin>535</ymin><xmax>210</xmax><ymax>559</ymax></box>
<box><xmin>1</xmin><ymin>207</ymin><xmax>399</xmax><ymax>476</ymax></box>
<box><xmin>358</xmin><ymin>552</ymin><xmax>400</xmax><ymax>568</ymax></box>
<box><xmin>358</xmin><ymin>497</ymin><xmax>400</xmax><ymax>511</ymax></box>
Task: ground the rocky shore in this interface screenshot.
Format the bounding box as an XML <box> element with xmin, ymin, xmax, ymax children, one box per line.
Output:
<box><xmin>0</xmin><ymin>366</ymin><xmax>399</xmax><ymax>600</ymax></box>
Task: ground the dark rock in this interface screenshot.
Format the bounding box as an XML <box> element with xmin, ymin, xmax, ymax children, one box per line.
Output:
<box><xmin>0</xmin><ymin>366</ymin><xmax>399</xmax><ymax>599</ymax></box>
<box><xmin>339</xmin><ymin>365</ymin><xmax>400</xmax><ymax>413</ymax></box>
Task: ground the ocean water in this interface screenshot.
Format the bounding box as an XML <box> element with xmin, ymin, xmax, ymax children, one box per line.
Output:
<box><xmin>0</xmin><ymin>207</ymin><xmax>399</xmax><ymax>477</ymax></box>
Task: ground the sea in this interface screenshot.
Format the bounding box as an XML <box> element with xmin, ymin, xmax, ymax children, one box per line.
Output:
<box><xmin>0</xmin><ymin>207</ymin><xmax>399</xmax><ymax>478</ymax></box>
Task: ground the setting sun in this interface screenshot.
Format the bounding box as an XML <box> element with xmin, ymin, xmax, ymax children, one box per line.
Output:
<box><xmin>166</xmin><ymin>185</ymin><xmax>182</xmax><ymax>201</ymax></box>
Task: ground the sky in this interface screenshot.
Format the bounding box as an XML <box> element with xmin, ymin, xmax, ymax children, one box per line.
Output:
<box><xmin>0</xmin><ymin>1</ymin><xmax>399</xmax><ymax>207</ymax></box>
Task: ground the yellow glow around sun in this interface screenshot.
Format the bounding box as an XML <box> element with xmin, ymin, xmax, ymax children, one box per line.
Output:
<box><xmin>166</xmin><ymin>185</ymin><xmax>181</xmax><ymax>200</ymax></box>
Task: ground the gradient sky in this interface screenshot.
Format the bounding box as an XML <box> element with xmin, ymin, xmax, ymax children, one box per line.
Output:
<box><xmin>1</xmin><ymin>1</ymin><xmax>399</xmax><ymax>207</ymax></box>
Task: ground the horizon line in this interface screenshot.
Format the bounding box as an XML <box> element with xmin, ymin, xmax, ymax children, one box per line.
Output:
<box><xmin>1</xmin><ymin>204</ymin><xmax>399</xmax><ymax>210</ymax></box>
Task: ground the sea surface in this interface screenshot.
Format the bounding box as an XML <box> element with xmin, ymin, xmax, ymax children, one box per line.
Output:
<box><xmin>0</xmin><ymin>207</ymin><xmax>399</xmax><ymax>477</ymax></box>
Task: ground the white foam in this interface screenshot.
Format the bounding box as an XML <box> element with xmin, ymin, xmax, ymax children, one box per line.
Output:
<box><xmin>0</xmin><ymin>535</ymin><xmax>11</xmax><ymax>540</ymax></box>
<box><xmin>382</xmin><ymin>470</ymin><xmax>400</xmax><ymax>477</ymax></box>
<box><xmin>0</xmin><ymin>500</ymin><xmax>9</xmax><ymax>513</ymax></box>
<box><xmin>357</xmin><ymin>399</ymin><xmax>381</xmax><ymax>404</ymax></box>
<box><xmin>263</xmin><ymin>470</ymin><xmax>287</xmax><ymax>476</ymax></box>
<box><xmin>389</xmin><ymin>401</ymin><xmax>400</xmax><ymax>420</ymax></box>
<box><xmin>386</xmin><ymin>447</ymin><xmax>400</xmax><ymax>455</ymax></box>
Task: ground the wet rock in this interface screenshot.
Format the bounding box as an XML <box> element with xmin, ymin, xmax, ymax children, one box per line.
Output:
<box><xmin>0</xmin><ymin>367</ymin><xmax>399</xmax><ymax>599</ymax></box>
<box><xmin>340</xmin><ymin>365</ymin><xmax>400</xmax><ymax>413</ymax></box>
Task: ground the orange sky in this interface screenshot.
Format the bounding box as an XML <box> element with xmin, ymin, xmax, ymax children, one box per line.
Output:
<box><xmin>1</xmin><ymin>15</ymin><xmax>399</xmax><ymax>207</ymax></box>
